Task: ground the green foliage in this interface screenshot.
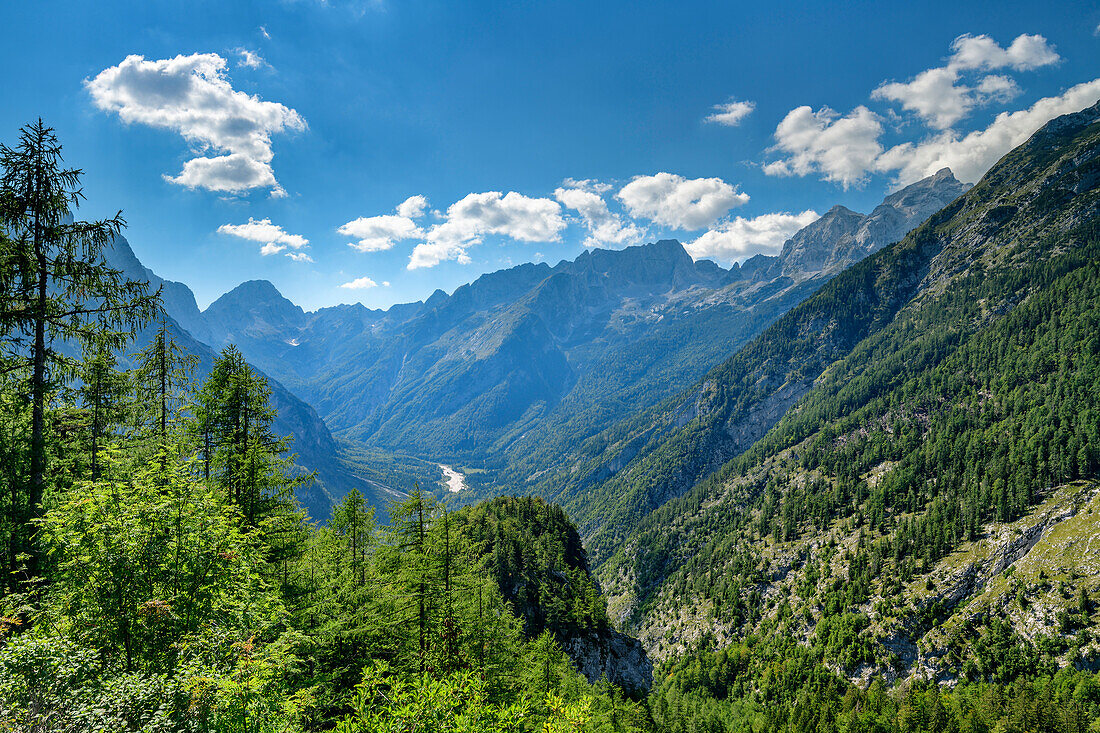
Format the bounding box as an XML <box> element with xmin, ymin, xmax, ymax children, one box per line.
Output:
<box><xmin>455</xmin><ymin>496</ymin><xmax>609</xmax><ymax>637</ymax></box>
<box><xmin>37</xmin><ymin>447</ymin><xmax>281</xmax><ymax>673</ymax></box>
<box><xmin>0</xmin><ymin>119</ymin><xmax>159</xmax><ymax>579</ymax></box>
<box><xmin>8</xmin><ymin>112</ymin><xmax>1100</xmax><ymax>732</ymax></box>
<box><xmin>335</xmin><ymin>663</ymin><xmax>531</xmax><ymax>733</ymax></box>
<box><xmin>652</xmin><ymin>640</ymin><xmax>1100</xmax><ymax>733</ymax></box>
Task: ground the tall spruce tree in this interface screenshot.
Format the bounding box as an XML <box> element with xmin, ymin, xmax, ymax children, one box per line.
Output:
<box><xmin>193</xmin><ymin>345</ymin><xmax>308</xmax><ymax>598</ymax></box>
<box><xmin>0</xmin><ymin>120</ymin><xmax>158</xmax><ymax>577</ymax></box>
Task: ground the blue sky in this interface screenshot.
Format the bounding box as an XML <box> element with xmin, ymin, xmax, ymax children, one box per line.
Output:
<box><xmin>2</xmin><ymin>0</ymin><xmax>1097</xmax><ymax>311</ymax></box>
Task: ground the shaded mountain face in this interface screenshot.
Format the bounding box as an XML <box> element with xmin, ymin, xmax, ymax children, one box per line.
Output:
<box><xmin>100</xmin><ymin>236</ymin><xmax>391</xmax><ymax>521</ymax></box>
<box><xmin>584</xmin><ymin>102</ymin><xmax>1100</xmax><ymax>672</ymax></box>
<box><xmin>155</xmin><ymin>169</ymin><xmax>969</xmax><ymax>499</ymax></box>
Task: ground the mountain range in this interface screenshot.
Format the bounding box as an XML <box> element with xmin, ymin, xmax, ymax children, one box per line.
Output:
<box><xmin>110</xmin><ymin>166</ymin><xmax>968</xmax><ymax>522</ymax></box>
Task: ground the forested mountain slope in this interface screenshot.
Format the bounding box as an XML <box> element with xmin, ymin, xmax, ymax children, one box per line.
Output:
<box><xmin>101</xmin><ymin>237</ymin><xmax>392</xmax><ymax>520</ymax></box>
<box><xmin>595</xmin><ymin>100</ymin><xmax>1100</xmax><ymax>689</ymax></box>
<box><xmin>545</xmin><ymin>103</ymin><xmax>1100</xmax><ymax>567</ymax></box>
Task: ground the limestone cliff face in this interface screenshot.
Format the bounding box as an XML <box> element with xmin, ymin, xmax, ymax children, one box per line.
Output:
<box><xmin>561</xmin><ymin>629</ymin><xmax>653</xmax><ymax>695</ymax></box>
<box><xmin>825</xmin><ymin>168</ymin><xmax>971</xmax><ymax>271</ymax></box>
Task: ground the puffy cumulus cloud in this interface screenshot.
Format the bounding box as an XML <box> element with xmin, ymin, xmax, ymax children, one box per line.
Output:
<box><xmin>396</xmin><ymin>194</ymin><xmax>429</xmax><ymax>219</ymax></box>
<box><xmin>763</xmin><ymin>106</ymin><xmax>884</xmax><ymax>188</ymax></box>
<box><xmin>217</xmin><ymin>218</ymin><xmax>310</xmax><ymax>257</ymax></box>
<box><xmin>340</xmin><ymin>196</ymin><xmax>432</xmax><ymax>252</ymax></box>
<box><xmin>439</xmin><ymin>191</ymin><xmax>565</xmax><ymax>242</ymax></box>
<box><xmin>170</xmin><ymin>153</ymin><xmax>285</xmax><ymax>197</ymax></box>
<box><xmin>873</xmin><ymin>67</ymin><xmax>975</xmax><ymax>130</ymax></box>
<box><xmin>685</xmin><ymin>210</ymin><xmax>820</xmax><ymax>262</ymax></box>
<box><xmin>407</xmin><ymin>239</ymin><xmax>472</xmax><ymax>270</ymax></box>
<box><xmin>948</xmin><ymin>33</ymin><xmax>1059</xmax><ymax>72</ymax></box>
<box><xmin>705</xmin><ymin>99</ymin><xmax>755</xmax><ymax>126</ymax></box>
<box><xmin>872</xmin><ymin>34</ymin><xmax>1050</xmax><ymax>131</ymax></box>
<box><xmin>339</xmin><ymin>214</ymin><xmax>421</xmax><ymax>252</ymax></box>
<box><xmin>340</xmin><ymin>276</ymin><xmax>378</xmax><ymax>289</ymax></box>
<box><xmin>976</xmin><ymin>75</ymin><xmax>1021</xmax><ymax>103</ymax></box>
<box><xmin>876</xmin><ymin>79</ymin><xmax>1100</xmax><ymax>186</ymax></box>
<box><xmin>285</xmin><ymin>252</ymin><xmax>314</xmax><ymax>263</ymax></box>
<box><xmin>768</xmin><ymin>32</ymin><xmax>1082</xmax><ymax>188</ymax></box>
<box><xmin>873</xmin><ymin>68</ymin><xmax>1022</xmax><ymax>130</ymax></box>
<box><xmin>554</xmin><ymin>184</ymin><xmax>645</xmax><ymax>249</ymax></box>
<box><xmin>617</xmin><ymin>173</ymin><xmax>749</xmax><ymax>230</ymax></box>
<box><xmin>86</xmin><ymin>53</ymin><xmax>305</xmax><ymax>196</ymax></box>
<box><xmin>408</xmin><ymin>191</ymin><xmax>565</xmax><ymax>269</ymax></box>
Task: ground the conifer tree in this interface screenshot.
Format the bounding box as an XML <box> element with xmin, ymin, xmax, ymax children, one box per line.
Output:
<box><xmin>387</xmin><ymin>486</ymin><xmax>435</xmax><ymax>674</ymax></box>
<box><xmin>192</xmin><ymin>345</ymin><xmax>308</xmax><ymax>599</ymax></box>
<box><xmin>0</xmin><ymin>120</ymin><xmax>158</xmax><ymax>577</ymax></box>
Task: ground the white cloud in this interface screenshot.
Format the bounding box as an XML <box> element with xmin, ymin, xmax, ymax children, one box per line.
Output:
<box><xmin>873</xmin><ymin>67</ymin><xmax>974</xmax><ymax>130</ymax></box>
<box><xmin>396</xmin><ymin>194</ymin><xmax>429</xmax><ymax>218</ymax></box>
<box><xmin>975</xmin><ymin>75</ymin><xmax>1021</xmax><ymax>103</ymax></box>
<box><xmin>617</xmin><ymin>172</ymin><xmax>749</xmax><ymax>230</ymax></box>
<box><xmin>875</xmin><ymin>78</ymin><xmax>1100</xmax><ymax>186</ymax></box>
<box><xmin>872</xmin><ymin>34</ymin><xmax>1049</xmax><ymax>131</ymax></box>
<box><xmin>236</xmin><ymin>49</ymin><xmax>266</xmax><ymax>69</ymax></box>
<box><xmin>408</xmin><ymin>191</ymin><xmax>565</xmax><ymax>269</ymax></box>
<box><xmin>561</xmin><ymin>177</ymin><xmax>612</xmax><ymax>194</ymax></box>
<box><xmin>554</xmin><ymin>184</ymin><xmax>645</xmax><ymax>248</ymax></box>
<box><xmin>705</xmin><ymin>99</ymin><xmax>755</xmax><ymax>126</ymax></box>
<box><xmin>948</xmin><ymin>33</ymin><xmax>1059</xmax><ymax>72</ymax></box>
<box><xmin>218</xmin><ymin>217</ymin><xmax>309</xmax><ymax>256</ymax></box>
<box><xmin>340</xmin><ymin>276</ymin><xmax>378</xmax><ymax>289</ymax></box>
<box><xmin>766</xmin><ymin>32</ymin><xmax>1087</xmax><ymax>189</ymax></box>
<box><xmin>340</xmin><ymin>196</ymin><xmax>432</xmax><ymax>251</ymax></box>
<box><xmin>170</xmin><ymin>153</ymin><xmax>286</xmax><ymax>197</ymax></box>
<box><xmin>763</xmin><ymin>106</ymin><xmax>884</xmax><ymax>188</ymax></box>
<box><xmin>259</xmin><ymin>25</ymin><xmax>271</xmax><ymax>39</ymax></box>
<box><xmin>86</xmin><ymin>53</ymin><xmax>305</xmax><ymax>196</ymax></box>
<box><xmin>339</xmin><ymin>214</ymin><xmax>421</xmax><ymax>252</ymax></box>
<box><xmin>685</xmin><ymin>210</ymin><xmax>820</xmax><ymax>262</ymax></box>
<box><xmin>285</xmin><ymin>252</ymin><xmax>314</xmax><ymax>263</ymax></box>
<box><xmin>408</xmin><ymin>240</ymin><xmax>471</xmax><ymax>270</ymax></box>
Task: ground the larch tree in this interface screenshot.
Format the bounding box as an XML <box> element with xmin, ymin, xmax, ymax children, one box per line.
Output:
<box><xmin>0</xmin><ymin>120</ymin><xmax>159</xmax><ymax>577</ymax></box>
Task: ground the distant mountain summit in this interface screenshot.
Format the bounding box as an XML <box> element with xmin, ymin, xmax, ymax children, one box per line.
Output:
<box><xmin>779</xmin><ymin>168</ymin><xmax>970</xmax><ymax>276</ymax></box>
<box><xmin>779</xmin><ymin>204</ymin><xmax>865</xmax><ymax>275</ymax></box>
<box><xmin>197</xmin><ymin>279</ymin><xmax>307</xmax><ymax>346</ymax></box>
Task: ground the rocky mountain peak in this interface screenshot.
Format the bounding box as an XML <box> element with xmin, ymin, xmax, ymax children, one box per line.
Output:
<box><xmin>778</xmin><ymin>169</ymin><xmax>972</xmax><ymax>278</ymax></box>
<box><xmin>779</xmin><ymin>205</ymin><xmax>864</xmax><ymax>276</ymax></box>
<box><xmin>202</xmin><ymin>279</ymin><xmax>305</xmax><ymax>339</ymax></box>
